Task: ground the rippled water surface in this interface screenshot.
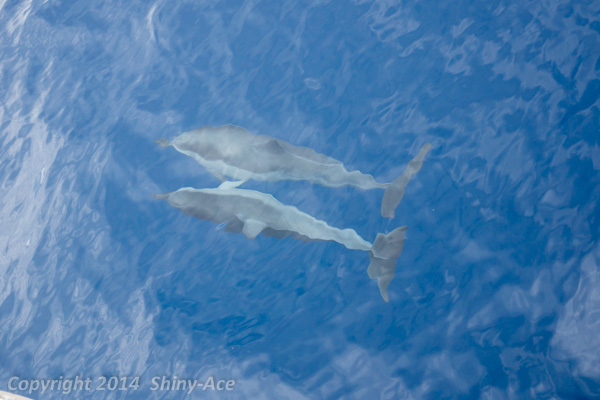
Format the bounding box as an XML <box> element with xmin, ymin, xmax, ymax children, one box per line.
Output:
<box><xmin>1</xmin><ymin>1</ymin><xmax>599</xmax><ymax>399</ymax></box>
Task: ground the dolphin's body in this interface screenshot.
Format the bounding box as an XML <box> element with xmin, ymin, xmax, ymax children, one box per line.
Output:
<box><xmin>157</xmin><ymin>125</ymin><xmax>431</xmax><ymax>218</ymax></box>
<box><xmin>154</xmin><ymin>184</ymin><xmax>407</xmax><ymax>301</ymax></box>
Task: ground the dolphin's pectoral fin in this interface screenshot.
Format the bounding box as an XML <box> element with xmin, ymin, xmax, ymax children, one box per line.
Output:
<box><xmin>208</xmin><ymin>169</ymin><xmax>228</xmax><ymax>182</ymax></box>
<box><xmin>242</xmin><ymin>219</ymin><xmax>267</xmax><ymax>239</ymax></box>
<box><xmin>218</xmin><ymin>180</ymin><xmax>247</xmax><ymax>189</ymax></box>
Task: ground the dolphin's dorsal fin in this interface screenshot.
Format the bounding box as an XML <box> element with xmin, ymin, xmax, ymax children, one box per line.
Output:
<box><xmin>218</xmin><ymin>180</ymin><xmax>246</xmax><ymax>190</ymax></box>
<box><xmin>242</xmin><ymin>219</ymin><xmax>267</xmax><ymax>239</ymax></box>
<box><xmin>259</xmin><ymin>139</ymin><xmax>286</xmax><ymax>154</ymax></box>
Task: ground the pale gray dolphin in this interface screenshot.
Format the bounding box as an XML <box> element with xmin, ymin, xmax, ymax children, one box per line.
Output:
<box><xmin>156</xmin><ymin>125</ymin><xmax>432</xmax><ymax>218</ymax></box>
<box><xmin>154</xmin><ymin>184</ymin><xmax>408</xmax><ymax>302</ymax></box>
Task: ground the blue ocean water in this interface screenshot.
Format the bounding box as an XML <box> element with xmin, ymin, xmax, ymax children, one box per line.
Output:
<box><xmin>1</xmin><ymin>0</ymin><xmax>599</xmax><ymax>399</ymax></box>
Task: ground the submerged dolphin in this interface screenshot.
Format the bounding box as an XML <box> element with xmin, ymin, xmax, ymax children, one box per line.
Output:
<box><xmin>153</xmin><ymin>183</ymin><xmax>408</xmax><ymax>302</ymax></box>
<box><xmin>156</xmin><ymin>125</ymin><xmax>432</xmax><ymax>218</ymax></box>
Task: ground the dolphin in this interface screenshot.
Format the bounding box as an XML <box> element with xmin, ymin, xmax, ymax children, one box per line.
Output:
<box><xmin>156</xmin><ymin>125</ymin><xmax>432</xmax><ymax>218</ymax></box>
<box><xmin>153</xmin><ymin>183</ymin><xmax>408</xmax><ymax>302</ymax></box>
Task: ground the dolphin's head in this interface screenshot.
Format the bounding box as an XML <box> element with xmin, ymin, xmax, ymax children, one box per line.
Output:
<box><xmin>174</xmin><ymin>128</ymin><xmax>223</xmax><ymax>161</ymax></box>
<box><xmin>157</xmin><ymin>188</ymin><xmax>221</xmax><ymax>221</ymax></box>
<box><xmin>176</xmin><ymin>125</ymin><xmax>253</xmax><ymax>163</ymax></box>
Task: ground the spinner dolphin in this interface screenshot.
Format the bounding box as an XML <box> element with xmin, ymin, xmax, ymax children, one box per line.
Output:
<box><xmin>154</xmin><ymin>183</ymin><xmax>407</xmax><ymax>301</ymax></box>
<box><xmin>156</xmin><ymin>125</ymin><xmax>431</xmax><ymax>218</ymax></box>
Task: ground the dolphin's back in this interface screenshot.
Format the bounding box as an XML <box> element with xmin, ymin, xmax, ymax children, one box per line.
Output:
<box><xmin>204</xmin><ymin>125</ymin><xmax>341</xmax><ymax>166</ymax></box>
<box><xmin>158</xmin><ymin>187</ymin><xmax>372</xmax><ymax>251</ymax></box>
<box><xmin>169</xmin><ymin>125</ymin><xmax>366</xmax><ymax>184</ymax></box>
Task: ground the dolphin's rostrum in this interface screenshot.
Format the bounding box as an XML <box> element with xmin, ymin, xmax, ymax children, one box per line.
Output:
<box><xmin>157</xmin><ymin>125</ymin><xmax>431</xmax><ymax>218</ymax></box>
<box><xmin>154</xmin><ymin>184</ymin><xmax>407</xmax><ymax>302</ymax></box>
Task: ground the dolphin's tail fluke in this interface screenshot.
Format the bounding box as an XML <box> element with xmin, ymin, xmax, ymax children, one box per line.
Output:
<box><xmin>155</xmin><ymin>138</ymin><xmax>172</xmax><ymax>148</ymax></box>
<box><xmin>381</xmin><ymin>143</ymin><xmax>432</xmax><ymax>219</ymax></box>
<box><xmin>368</xmin><ymin>226</ymin><xmax>408</xmax><ymax>302</ymax></box>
